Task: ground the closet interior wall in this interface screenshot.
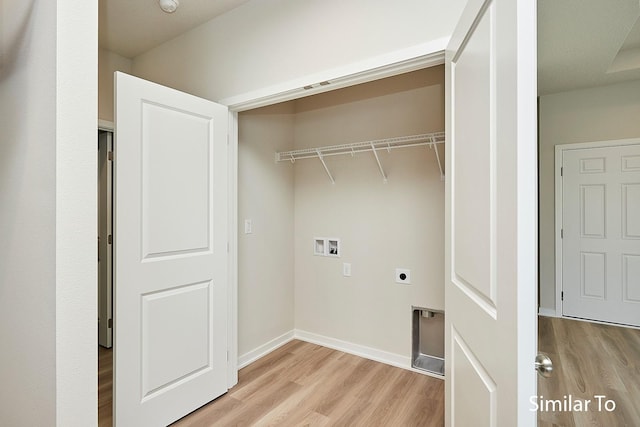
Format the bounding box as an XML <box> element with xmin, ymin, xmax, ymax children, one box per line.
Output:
<box><xmin>238</xmin><ymin>102</ymin><xmax>296</xmax><ymax>358</ymax></box>
<box><xmin>238</xmin><ymin>66</ymin><xmax>445</xmax><ymax>362</ymax></box>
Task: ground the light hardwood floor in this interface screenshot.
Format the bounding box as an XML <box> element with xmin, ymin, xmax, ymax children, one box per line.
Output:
<box><xmin>99</xmin><ymin>340</ymin><xmax>444</xmax><ymax>426</ymax></box>
<box><xmin>98</xmin><ymin>318</ymin><xmax>640</xmax><ymax>426</ymax></box>
<box><xmin>171</xmin><ymin>340</ymin><xmax>444</xmax><ymax>426</ymax></box>
<box><xmin>537</xmin><ymin>316</ymin><xmax>640</xmax><ymax>427</ymax></box>
<box><xmin>98</xmin><ymin>346</ymin><xmax>113</xmax><ymax>427</ymax></box>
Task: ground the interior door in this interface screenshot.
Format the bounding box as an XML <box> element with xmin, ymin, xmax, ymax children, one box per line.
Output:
<box><xmin>98</xmin><ymin>130</ymin><xmax>113</xmax><ymax>348</ymax></box>
<box><xmin>114</xmin><ymin>72</ymin><xmax>229</xmax><ymax>426</ymax></box>
<box><xmin>562</xmin><ymin>143</ymin><xmax>640</xmax><ymax>327</ymax></box>
<box><xmin>445</xmin><ymin>0</ymin><xmax>537</xmax><ymax>425</ymax></box>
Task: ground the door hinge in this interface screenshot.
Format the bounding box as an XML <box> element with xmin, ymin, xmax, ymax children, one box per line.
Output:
<box><xmin>108</xmin><ymin>234</ymin><xmax>112</xmax><ymax>245</ymax></box>
<box><xmin>560</xmin><ymin>229</ymin><xmax>563</xmax><ymax>239</ymax></box>
<box><xmin>227</xmin><ymin>241</ymin><xmax>229</xmax><ymax>252</ymax></box>
<box><xmin>561</xmin><ymin>291</ymin><xmax>564</xmax><ymax>301</ymax></box>
<box><xmin>560</xmin><ymin>167</ymin><xmax>563</xmax><ymax>177</ymax></box>
<box><xmin>226</xmin><ymin>350</ymin><xmax>229</xmax><ymax>361</ymax></box>
<box><xmin>108</xmin><ymin>318</ymin><xmax>113</xmax><ymax>329</ymax></box>
<box><xmin>108</xmin><ymin>151</ymin><xmax>114</xmax><ymax>161</ymax></box>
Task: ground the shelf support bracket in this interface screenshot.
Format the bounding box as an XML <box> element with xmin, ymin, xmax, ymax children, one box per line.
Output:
<box><xmin>431</xmin><ymin>136</ymin><xmax>444</xmax><ymax>181</ymax></box>
<box><xmin>370</xmin><ymin>143</ymin><xmax>388</xmax><ymax>183</ymax></box>
<box><xmin>316</xmin><ymin>149</ymin><xmax>335</xmax><ymax>184</ymax></box>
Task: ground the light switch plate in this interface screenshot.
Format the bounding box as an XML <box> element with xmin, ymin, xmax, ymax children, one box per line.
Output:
<box><xmin>244</xmin><ymin>219</ymin><xmax>252</xmax><ymax>234</ymax></box>
<box><xmin>343</xmin><ymin>263</ymin><xmax>352</xmax><ymax>277</ymax></box>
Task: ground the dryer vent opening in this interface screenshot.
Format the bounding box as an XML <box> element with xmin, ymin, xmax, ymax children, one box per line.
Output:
<box><xmin>412</xmin><ymin>307</ymin><xmax>444</xmax><ymax>376</ymax></box>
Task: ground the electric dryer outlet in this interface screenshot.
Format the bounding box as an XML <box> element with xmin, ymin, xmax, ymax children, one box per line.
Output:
<box><xmin>395</xmin><ymin>268</ymin><xmax>411</xmax><ymax>284</ymax></box>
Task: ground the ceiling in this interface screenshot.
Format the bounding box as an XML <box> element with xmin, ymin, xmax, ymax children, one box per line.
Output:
<box><xmin>538</xmin><ymin>0</ymin><xmax>640</xmax><ymax>95</ymax></box>
<box><xmin>99</xmin><ymin>0</ymin><xmax>640</xmax><ymax>95</ymax></box>
<box><xmin>99</xmin><ymin>0</ymin><xmax>250</xmax><ymax>59</ymax></box>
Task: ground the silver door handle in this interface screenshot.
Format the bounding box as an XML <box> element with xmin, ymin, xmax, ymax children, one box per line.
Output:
<box><xmin>535</xmin><ymin>353</ymin><xmax>553</xmax><ymax>378</ymax></box>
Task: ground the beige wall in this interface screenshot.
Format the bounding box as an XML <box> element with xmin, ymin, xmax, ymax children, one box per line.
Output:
<box><xmin>131</xmin><ymin>0</ymin><xmax>465</xmax><ymax>102</ymax></box>
<box><xmin>0</xmin><ymin>2</ymin><xmax>57</xmax><ymax>423</ymax></box>
<box><xmin>238</xmin><ymin>67</ymin><xmax>445</xmax><ymax>359</ymax></box>
<box><xmin>99</xmin><ymin>48</ymin><xmax>132</xmax><ymax>122</ymax></box>
<box><xmin>538</xmin><ymin>80</ymin><xmax>640</xmax><ymax>311</ymax></box>
<box><xmin>238</xmin><ymin>103</ymin><xmax>296</xmax><ymax>357</ymax></box>
<box><xmin>293</xmin><ymin>67</ymin><xmax>445</xmax><ymax>356</ymax></box>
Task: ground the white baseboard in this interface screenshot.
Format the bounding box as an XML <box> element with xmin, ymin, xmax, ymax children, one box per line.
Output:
<box><xmin>238</xmin><ymin>330</ymin><xmax>295</xmax><ymax>369</ymax></box>
<box><xmin>538</xmin><ymin>307</ymin><xmax>558</xmax><ymax>317</ymax></box>
<box><xmin>237</xmin><ymin>329</ymin><xmax>444</xmax><ymax>380</ymax></box>
<box><xmin>294</xmin><ymin>329</ymin><xmax>413</xmax><ymax>372</ymax></box>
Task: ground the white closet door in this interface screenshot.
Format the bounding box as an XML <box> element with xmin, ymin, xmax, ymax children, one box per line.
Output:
<box><xmin>114</xmin><ymin>72</ymin><xmax>229</xmax><ymax>427</ymax></box>
<box><xmin>562</xmin><ymin>143</ymin><xmax>640</xmax><ymax>327</ymax></box>
<box><xmin>445</xmin><ymin>0</ymin><xmax>538</xmax><ymax>425</ymax></box>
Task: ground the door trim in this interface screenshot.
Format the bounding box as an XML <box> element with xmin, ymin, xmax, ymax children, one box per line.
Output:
<box><xmin>226</xmin><ymin>110</ymin><xmax>239</xmax><ymax>387</ymax></box>
<box><xmin>220</xmin><ymin>39</ymin><xmax>447</xmax><ymax>111</ymax></box>
<box><xmin>554</xmin><ymin>138</ymin><xmax>640</xmax><ymax>318</ymax></box>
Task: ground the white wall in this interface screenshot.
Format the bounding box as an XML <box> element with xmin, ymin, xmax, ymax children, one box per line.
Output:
<box><xmin>131</xmin><ymin>0</ymin><xmax>465</xmax><ymax>102</ymax></box>
<box><xmin>293</xmin><ymin>67</ymin><xmax>445</xmax><ymax>357</ymax></box>
<box><xmin>99</xmin><ymin>48</ymin><xmax>132</xmax><ymax>122</ymax></box>
<box><xmin>538</xmin><ymin>80</ymin><xmax>640</xmax><ymax>312</ymax></box>
<box><xmin>0</xmin><ymin>1</ymin><xmax>57</xmax><ymax>423</ymax></box>
<box><xmin>0</xmin><ymin>0</ymin><xmax>97</xmax><ymax>425</ymax></box>
<box><xmin>238</xmin><ymin>102</ymin><xmax>295</xmax><ymax>358</ymax></box>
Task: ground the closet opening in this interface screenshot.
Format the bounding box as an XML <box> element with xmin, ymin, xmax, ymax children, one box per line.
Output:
<box><xmin>98</xmin><ymin>129</ymin><xmax>113</xmax><ymax>426</ymax></box>
<box><xmin>236</xmin><ymin>65</ymin><xmax>447</xmax><ymax>375</ymax></box>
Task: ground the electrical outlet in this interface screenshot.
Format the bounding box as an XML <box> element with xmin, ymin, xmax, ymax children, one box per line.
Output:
<box><xmin>244</xmin><ymin>219</ymin><xmax>252</xmax><ymax>234</ymax></box>
<box><xmin>395</xmin><ymin>268</ymin><xmax>411</xmax><ymax>284</ymax></box>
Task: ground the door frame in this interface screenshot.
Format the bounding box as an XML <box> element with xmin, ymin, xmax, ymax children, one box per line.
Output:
<box><xmin>554</xmin><ymin>138</ymin><xmax>640</xmax><ymax>318</ymax></box>
<box><xmin>98</xmin><ymin>130</ymin><xmax>114</xmax><ymax>348</ymax></box>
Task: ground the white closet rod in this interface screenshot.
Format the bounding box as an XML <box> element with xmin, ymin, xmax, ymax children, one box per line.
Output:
<box><xmin>275</xmin><ymin>131</ymin><xmax>445</xmax><ymax>182</ymax></box>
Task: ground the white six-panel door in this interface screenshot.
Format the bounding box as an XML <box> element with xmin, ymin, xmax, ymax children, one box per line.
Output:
<box><xmin>114</xmin><ymin>72</ymin><xmax>229</xmax><ymax>426</ymax></box>
<box><xmin>445</xmin><ymin>0</ymin><xmax>537</xmax><ymax>425</ymax></box>
<box><xmin>562</xmin><ymin>142</ymin><xmax>640</xmax><ymax>327</ymax></box>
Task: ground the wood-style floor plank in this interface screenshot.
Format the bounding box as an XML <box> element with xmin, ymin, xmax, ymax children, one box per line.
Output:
<box><xmin>170</xmin><ymin>341</ymin><xmax>444</xmax><ymax>427</ymax></box>
<box><xmin>98</xmin><ymin>346</ymin><xmax>113</xmax><ymax>427</ymax></box>
<box><xmin>537</xmin><ymin>316</ymin><xmax>640</xmax><ymax>427</ymax></box>
<box><xmin>97</xmin><ymin>317</ymin><xmax>640</xmax><ymax>426</ymax></box>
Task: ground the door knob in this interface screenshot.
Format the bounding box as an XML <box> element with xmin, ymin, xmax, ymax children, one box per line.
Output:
<box><xmin>535</xmin><ymin>353</ymin><xmax>553</xmax><ymax>378</ymax></box>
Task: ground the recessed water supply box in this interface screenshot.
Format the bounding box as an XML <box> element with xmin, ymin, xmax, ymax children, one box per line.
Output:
<box><xmin>412</xmin><ymin>307</ymin><xmax>445</xmax><ymax>376</ymax></box>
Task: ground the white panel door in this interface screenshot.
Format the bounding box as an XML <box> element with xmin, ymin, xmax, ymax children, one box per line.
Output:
<box><xmin>114</xmin><ymin>72</ymin><xmax>229</xmax><ymax>426</ymax></box>
<box><xmin>562</xmin><ymin>143</ymin><xmax>640</xmax><ymax>326</ymax></box>
<box><xmin>98</xmin><ymin>131</ymin><xmax>113</xmax><ymax>348</ymax></box>
<box><xmin>445</xmin><ymin>0</ymin><xmax>537</xmax><ymax>425</ymax></box>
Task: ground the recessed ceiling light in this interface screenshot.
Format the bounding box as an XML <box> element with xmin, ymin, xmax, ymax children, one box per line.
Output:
<box><xmin>158</xmin><ymin>0</ymin><xmax>179</xmax><ymax>13</ymax></box>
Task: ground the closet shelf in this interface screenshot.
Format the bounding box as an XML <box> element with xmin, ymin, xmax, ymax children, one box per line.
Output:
<box><xmin>275</xmin><ymin>131</ymin><xmax>445</xmax><ymax>183</ymax></box>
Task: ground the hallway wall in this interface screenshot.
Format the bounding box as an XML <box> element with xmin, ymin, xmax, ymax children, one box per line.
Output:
<box><xmin>538</xmin><ymin>80</ymin><xmax>640</xmax><ymax>312</ymax></box>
